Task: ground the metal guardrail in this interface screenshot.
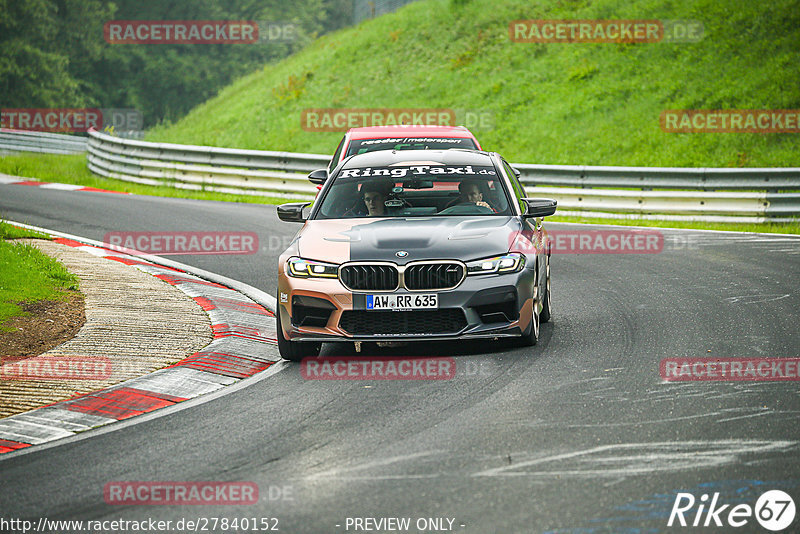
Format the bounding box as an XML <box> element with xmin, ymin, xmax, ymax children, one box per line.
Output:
<box><xmin>87</xmin><ymin>128</ymin><xmax>323</xmax><ymax>198</ymax></box>
<box><xmin>514</xmin><ymin>163</ymin><xmax>800</xmax><ymax>191</ymax></box>
<box><xmin>516</xmin><ymin>166</ymin><xmax>800</xmax><ymax>222</ymax></box>
<box><xmin>0</xmin><ymin>129</ymin><xmax>88</xmax><ymax>155</ymax></box>
<box><xmin>73</xmin><ymin>129</ymin><xmax>796</xmax><ymax>222</ymax></box>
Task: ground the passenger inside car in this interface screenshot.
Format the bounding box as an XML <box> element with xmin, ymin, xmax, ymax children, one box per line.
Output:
<box><xmin>445</xmin><ymin>180</ymin><xmax>495</xmax><ymax>212</ymax></box>
<box><xmin>344</xmin><ymin>180</ymin><xmax>393</xmax><ymax>217</ymax></box>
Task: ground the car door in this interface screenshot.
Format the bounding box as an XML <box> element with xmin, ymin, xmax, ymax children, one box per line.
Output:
<box><xmin>501</xmin><ymin>158</ymin><xmax>546</xmax><ymax>299</ymax></box>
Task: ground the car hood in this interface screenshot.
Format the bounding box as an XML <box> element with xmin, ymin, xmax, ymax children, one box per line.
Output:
<box><xmin>297</xmin><ymin>216</ymin><xmax>522</xmax><ymax>264</ymax></box>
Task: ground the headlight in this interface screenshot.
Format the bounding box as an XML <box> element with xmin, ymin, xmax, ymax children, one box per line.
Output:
<box><xmin>466</xmin><ymin>253</ymin><xmax>526</xmax><ymax>275</ymax></box>
<box><xmin>287</xmin><ymin>257</ymin><xmax>339</xmax><ymax>278</ymax></box>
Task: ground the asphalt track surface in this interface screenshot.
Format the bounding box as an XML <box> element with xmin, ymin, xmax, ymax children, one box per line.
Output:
<box><xmin>1</xmin><ymin>185</ymin><xmax>799</xmax><ymax>533</ymax></box>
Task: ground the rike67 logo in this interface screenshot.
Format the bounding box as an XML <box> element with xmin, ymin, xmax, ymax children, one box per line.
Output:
<box><xmin>669</xmin><ymin>490</ymin><xmax>796</xmax><ymax>531</ymax></box>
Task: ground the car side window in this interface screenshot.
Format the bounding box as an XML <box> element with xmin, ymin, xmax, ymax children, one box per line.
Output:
<box><xmin>502</xmin><ymin>160</ymin><xmax>527</xmax><ymax>214</ymax></box>
<box><xmin>329</xmin><ymin>137</ymin><xmax>346</xmax><ymax>174</ymax></box>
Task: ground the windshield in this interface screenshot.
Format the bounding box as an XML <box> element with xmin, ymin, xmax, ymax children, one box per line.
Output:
<box><xmin>344</xmin><ymin>137</ymin><xmax>478</xmax><ymax>158</ymax></box>
<box><xmin>314</xmin><ymin>164</ymin><xmax>511</xmax><ymax>219</ymax></box>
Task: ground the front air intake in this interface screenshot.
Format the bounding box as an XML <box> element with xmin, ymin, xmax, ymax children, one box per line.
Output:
<box><xmin>340</xmin><ymin>264</ymin><xmax>399</xmax><ymax>291</ymax></box>
<box><xmin>404</xmin><ymin>262</ymin><xmax>464</xmax><ymax>290</ymax></box>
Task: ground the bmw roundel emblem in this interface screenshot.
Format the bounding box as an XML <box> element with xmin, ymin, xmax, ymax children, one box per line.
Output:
<box><xmin>396</xmin><ymin>250</ymin><xmax>409</xmax><ymax>258</ymax></box>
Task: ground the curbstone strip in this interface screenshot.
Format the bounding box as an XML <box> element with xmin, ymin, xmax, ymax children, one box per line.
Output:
<box><xmin>0</xmin><ymin>172</ymin><xmax>128</xmax><ymax>194</ymax></box>
<box><xmin>0</xmin><ymin>239</ymin><xmax>212</xmax><ymax>417</ymax></box>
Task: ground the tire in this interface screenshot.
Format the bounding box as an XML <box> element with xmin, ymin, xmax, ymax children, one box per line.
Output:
<box><xmin>540</xmin><ymin>252</ymin><xmax>551</xmax><ymax>324</ymax></box>
<box><xmin>276</xmin><ymin>299</ymin><xmax>322</xmax><ymax>362</ymax></box>
<box><xmin>518</xmin><ymin>265</ymin><xmax>540</xmax><ymax>346</ymax></box>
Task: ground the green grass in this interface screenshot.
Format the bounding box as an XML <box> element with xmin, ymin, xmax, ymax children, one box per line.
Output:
<box><xmin>146</xmin><ymin>0</ymin><xmax>800</xmax><ymax>168</ymax></box>
<box><xmin>0</xmin><ymin>220</ymin><xmax>50</xmax><ymax>240</ymax></box>
<box><xmin>0</xmin><ymin>237</ymin><xmax>81</xmax><ymax>331</ymax></box>
<box><xmin>0</xmin><ymin>153</ymin><xmax>297</xmax><ymax>205</ymax></box>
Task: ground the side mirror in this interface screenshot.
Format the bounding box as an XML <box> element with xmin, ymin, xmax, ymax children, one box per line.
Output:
<box><xmin>277</xmin><ymin>202</ymin><xmax>312</xmax><ymax>223</ymax></box>
<box><xmin>522</xmin><ymin>198</ymin><xmax>557</xmax><ymax>218</ymax></box>
<box><xmin>307</xmin><ymin>169</ymin><xmax>328</xmax><ymax>185</ymax></box>
<box><xmin>511</xmin><ymin>167</ymin><xmax>522</xmax><ymax>179</ymax></box>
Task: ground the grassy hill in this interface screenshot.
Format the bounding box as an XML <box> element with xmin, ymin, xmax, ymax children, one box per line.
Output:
<box><xmin>146</xmin><ymin>0</ymin><xmax>799</xmax><ymax>167</ymax></box>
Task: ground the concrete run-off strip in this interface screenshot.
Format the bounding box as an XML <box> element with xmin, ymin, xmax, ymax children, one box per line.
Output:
<box><xmin>0</xmin><ymin>239</ymin><xmax>212</xmax><ymax>418</ymax></box>
<box><xmin>0</xmin><ymin>232</ymin><xmax>280</xmax><ymax>454</ymax></box>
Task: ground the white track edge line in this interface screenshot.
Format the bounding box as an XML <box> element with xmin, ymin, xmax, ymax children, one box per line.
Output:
<box><xmin>0</xmin><ymin>361</ymin><xmax>289</xmax><ymax>461</ymax></box>
<box><xmin>548</xmin><ymin>219</ymin><xmax>800</xmax><ymax>238</ymax></box>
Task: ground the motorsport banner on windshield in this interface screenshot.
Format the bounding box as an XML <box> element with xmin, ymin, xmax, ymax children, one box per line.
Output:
<box><xmin>338</xmin><ymin>165</ymin><xmax>497</xmax><ymax>178</ymax></box>
<box><xmin>348</xmin><ymin>138</ymin><xmax>474</xmax><ymax>150</ymax></box>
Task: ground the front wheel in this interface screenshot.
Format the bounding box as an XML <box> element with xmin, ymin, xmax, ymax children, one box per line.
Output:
<box><xmin>518</xmin><ymin>266</ymin><xmax>540</xmax><ymax>346</ymax></box>
<box><xmin>276</xmin><ymin>299</ymin><xmax>322</xmax><ymax>361</ymax></box>
<box><xmin>540</xmin><ymin>252</ymin><xmax>551</xmax><ymax>324</ymax></box>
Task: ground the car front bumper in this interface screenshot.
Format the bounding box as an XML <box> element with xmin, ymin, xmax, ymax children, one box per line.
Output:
<box><xmin>277</xmin><ymin>266</ymin><xmax>535</xmax><ymax>343</ymax></box>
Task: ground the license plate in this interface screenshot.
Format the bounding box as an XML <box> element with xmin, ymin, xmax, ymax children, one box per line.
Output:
<box><xmin>366</xmin><ymin>293</ymin><xmax>438</xmax><ymax>311</ymax></box>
